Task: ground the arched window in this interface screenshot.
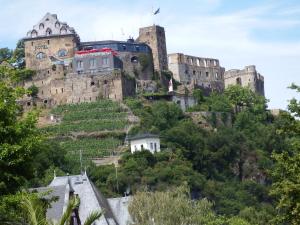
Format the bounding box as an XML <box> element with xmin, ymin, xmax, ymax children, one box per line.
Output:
<box><xmin>131</xmin><ymin>56</ymin><xmax>138</xmax><ymax>63</ymax></box>
<box><xmin>55</xmin><ymin>21</ymin><xmax>60</xmax><ymax>28</ymax></box>
<box><xmin>39</xmin><ymin>23</ymin><xmax>44</xmax><ymax>30</ymax></box>
<box><xmin>31</xmin><ymin>30</ymin><xmax>38</xmax><ymax>38</ymax></box>
<box><xmin>36</xmin><ymin>52</ymin><xmax>46</xmax><ymax>60</ymax></box>
<box><xmin>60</xmin><ymin>27</ymin><xmax>67</xmax><ymax>34</ymax></box>
<box><xmin>197</xmin><ymin>59</ymin><xmax>200</xmax><ymax>66</ymax></box>
<box><xmin>46</xmin><ymin>28</ymin><xmax>52</xmax><ymax>36</ymax></box>
<box><xmin>236</xmin><ymin>77</ymin><xmax>242</xmax><ymax>85</ymax></box>
<box><xmin>57</xmin><ymin>49</ymin><xmax>67</xmax><ymax>57</ymax></box>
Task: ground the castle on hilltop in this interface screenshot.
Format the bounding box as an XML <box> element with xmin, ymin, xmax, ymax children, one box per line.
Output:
<box><xmin>21</xmin><ymin>13</ymin><xmax>264</xmax><ymax>108</ymax></box>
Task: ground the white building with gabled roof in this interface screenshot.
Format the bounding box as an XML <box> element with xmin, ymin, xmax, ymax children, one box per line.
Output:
<box><xmin>127</xmin><ymin>133</ymin><xmax>160</xmax><ymax>154</ymax></box>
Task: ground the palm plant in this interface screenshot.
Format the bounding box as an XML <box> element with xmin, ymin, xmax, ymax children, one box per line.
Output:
<box><xmin>21</xmin><ymin>194</ymin><xmax>102</xmax><ymax>225</ymax></box>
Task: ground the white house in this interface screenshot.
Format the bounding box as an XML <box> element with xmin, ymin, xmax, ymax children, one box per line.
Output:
<box><xmin>128</xmin><ymin>133</ymin><xmax>160</xmax><ymax>154</ymax></box>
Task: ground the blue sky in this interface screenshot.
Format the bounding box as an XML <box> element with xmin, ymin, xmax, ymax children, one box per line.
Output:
<box><xmin>0</xmin><ymin>0</ymin><xmax>299</xmax><ymax>109</ymax></box>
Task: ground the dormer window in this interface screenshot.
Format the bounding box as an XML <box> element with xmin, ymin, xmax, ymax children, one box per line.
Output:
<box><xmin>46</xmin><ymin>28</ymin><xmax>52</xmax><ymax>36</ymax></box>
<box><xmin>55</xmin><ymin>21</ymin><xmax>60</xmax><ymax>28</ymax></box>
<box><xmin>60</xmin><ymin>27</ymin><xmax>67</xmax><ymax>34</ymax></box>
<box><xmin>39</xmin><ymin>23</ymin><xmax>44</xmax><ymax>30</ymax></box>
<box><xmin>31</xmin><ymin>30</ymin><xmax>38</xmax><ymax>38</ymax></box>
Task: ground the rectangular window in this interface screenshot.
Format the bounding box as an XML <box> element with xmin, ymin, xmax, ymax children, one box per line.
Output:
<box><xmin>90</xmin><ymin>58</ymin><xmax>96</xmax><ymax>68</ymax></box>
<box><xmin>77</xmin><ymin>60</ymin><xmax>83</xmax><ymax>69</ymax></box>
<box><xmin>206</xmin><ymin>72</ymin><xmax>209</xmax><ymax>77</ymax></box>
<box><xmin>102</xmin><ymin>57</ymin><xmax>109</xmax><ymax>65</ymax></box>
<box><xmin>154</xmin><ymin>143</ymin><xmax>157</xmax><ymax>151</ymax></box>
<box><xmin>150</xmin><ymin>143</ymin><xmax>153</xmax><ymax>150</ymax></box>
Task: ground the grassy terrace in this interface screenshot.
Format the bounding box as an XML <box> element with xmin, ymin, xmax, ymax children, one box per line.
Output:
<box><xmin>42</xmin><ymin>100</ymin><xmax>129</xmax><ymax>160</ymax></box>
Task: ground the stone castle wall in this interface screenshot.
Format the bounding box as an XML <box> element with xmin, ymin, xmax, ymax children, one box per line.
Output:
<box><xmin>168</xmin><ymin>53</ymin><xmax>225</xmax><ymax>92</ymax></box>
<box><xmin>224</xmin><ymin>65</ymin><xmax>265</xmax><ymax>96</ymax></box>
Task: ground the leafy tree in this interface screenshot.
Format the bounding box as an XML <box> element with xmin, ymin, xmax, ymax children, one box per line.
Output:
<box><xmin>28</xmin><ymin>85</ymin><xmax>39</xmax><ymax>98</ymax></box>
<box><xmin>128</xmin><ymin>185</ymin><xmax>250</xmax><ymax>225</ymax></box>
<box><xmin>0</xmin><ymin>77</ymin><xmax>42</xmax><ymax>195</ymax></box>
<box><xmin>270</xmin><ymin>84</ymin><xmax>300</xmax><ymax>224</ymax></box>
<box><xmin>0</xmin><ymin>48</ymin><xmax>12</xmax><ymax>63</ymax></box>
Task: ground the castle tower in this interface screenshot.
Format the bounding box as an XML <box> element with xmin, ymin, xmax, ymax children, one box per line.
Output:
<box><xmin>224</xmin><ymin>65</ymin><xmax>265</xmax><ymax>96</ymax></box>
<box><xmin>23</xmin><ymin>13</ymin><xmax>80</xmax><ymax>71</ymax></box>
<box><xmin>137</xmin><ymin>25</ymin><xmax>168</xmax><ymax>72</ymax></box>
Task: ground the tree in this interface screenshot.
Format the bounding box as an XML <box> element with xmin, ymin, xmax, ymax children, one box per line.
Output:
<box><xmin>21</xmin><ymin>194</ymin><xmax>102</xmax><ymax>225</ymax></box>
<box><xmin>270</xmin><ymin>84</ymin><xmax>300</xmax><ymax>224</ymax></box>
<box><xmin>0</xmin><ymin>76</ymin><xmax>43</xmax><ymax>195</ymax></box>
<box><xmin>0</xmin><ymin>48</ymin><xmax>12</xmax><ymax>63</ymax></box>
<box><xmin>128</xmin><ymin>185</ymin><xmax>250</xmax><ymax>225</ymax></box>
<box><xmin>28</xmin><ymin>85</ymin><xmax>39</xmax><ymax>98</ymax></box>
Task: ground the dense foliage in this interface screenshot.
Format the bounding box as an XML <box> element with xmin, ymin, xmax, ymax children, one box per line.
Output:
<box><xmin>89</xmin><ymin>86</ymin><xmax>300</xmax><ymax>224</ymax></box>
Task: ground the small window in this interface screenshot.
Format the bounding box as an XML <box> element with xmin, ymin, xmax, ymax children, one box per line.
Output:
<box><xmin>55</xmin><ymin>21</ymin><xmax>60</xmax><ymax>28</ymax></box>
<box><xmin>236</xmin><ymin>77</ymin><xmax>242</xmax><ymax>85</ymax></box>
<box><xmin>60</xmin><ymin>27</ymin><xmax>67</xmax><ymax>34</ymax></box>
<box><xmin>197</xmin><ymin>59</ymin><xmax>200</xmax><ymax>66</ymax></box>
<box><xmin>102</xmin><ymin>57</ymin><xmax>109</xmax><ymax>65</ymax></box>
<box><xmin>39</xmin><ymin>23</ymin><xmax>44</xmax><ymax>30</ymax></box>
<box><xmin>135</xmin><ymin>46</ymin><xmax>140</xmax><ymax>51</ymax></box>
<box><xmin>122</xmin><ymin>45</ymin><xmax>126</xmax><ymax>50</ymax></box>
<box><xmin>46</xmin><ymin>28</ymin><xmax>52</xmax><ymax>36</ymax></box>
<box><xmin>104</xmin><ymin>80</ymin><xmax>108</xmax><ymax>84</ymax></box>
<box><xmin>193</xmin><ymin>70</ymin><xmax>196</xmax><ymax>75</ymax></box>
<box><xmin>206</xmin><ymin>72</ymin><xmax>209</xmax><ymax>77</ymax></box>
<box><xmin>31</xmin><ymin>30</ymin><xmax>38</xmax><ymax>38</ymax></box>
<box><xmin>215</xmin><ymin>73</ymin><xmax>219</xmax><ymax>79</ymax></box>
<box><xmin>77</xmin><ymin>60</ymin><xmax>83</xmax><ymax>69</ymax></box>
<box><xmin>91</xmin><ymin>81</ymin><xmax>95</xmax><ymax>86</ymax></box>
<box><xmin>131</xmin><ymin>56</ymin><xmax>138</xmax><ymax>63</ymax></box>
<box><xmin>36</xmin><ymin>52</ymin><xmax>46</xmax><ymax>60</ymax></box>
<box><xmin>58</xmin><ymin>49</ymin><xmax>67</xmax><ymax>57</ymax></box>
<box><xmin>150</xmin><ymin>143</ymin><xmax>153</xmax><ymax>150</ymax></box>
<box><xmin>154</xmin><ymin>143</ymin><xmax>157</xmax><ymax>151</ymax></box>
<box><xmin>89</xmin><ymin>58</ymin><xmax>96</xmax><ymax>67</ymax></box>
<box><xmin>47</xmin><ymin>40</ymin><xmax>50</xmax><ymax>45</ymax></box>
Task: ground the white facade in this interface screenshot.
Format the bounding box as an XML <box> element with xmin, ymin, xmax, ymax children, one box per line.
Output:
<box><xmin>130</xmin><ymin>137</ymin><xmax>160</xmax><ymax>154</ymax></box>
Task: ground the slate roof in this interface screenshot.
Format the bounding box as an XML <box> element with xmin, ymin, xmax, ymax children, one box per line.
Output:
<box><xmin>34</xmin><ymin>174</ymin><xmax>131</xmax><ymax>225</ymax></box>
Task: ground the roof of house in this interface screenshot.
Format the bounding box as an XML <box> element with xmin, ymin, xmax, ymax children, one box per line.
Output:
<box><xmin>127</xmin><ymin>133</ymin><xmax>159</xmax><ymax>141</ymax></box>
<box><xmin>34</xmin><ymin>174</ymin><xmax>132</xmax><ymax>225</ymax></box>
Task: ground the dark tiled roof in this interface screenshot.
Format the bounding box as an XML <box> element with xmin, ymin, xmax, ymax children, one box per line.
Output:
<box><xmin>127</xmin><ymin>133</ymin><xmax>159</xmax><ymax>141</ymax></box>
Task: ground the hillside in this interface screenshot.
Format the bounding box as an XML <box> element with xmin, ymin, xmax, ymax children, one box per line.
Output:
<box><xmin>41</xmin><ymin>100</ymin><xmax>134</xmax><ymax>165</ymax></box>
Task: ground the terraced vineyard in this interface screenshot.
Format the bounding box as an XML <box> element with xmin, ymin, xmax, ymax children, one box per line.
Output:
<box><xmin>42</xmin><ymin>100</ymin><xmax>130</xmax><ymax>163</ymax></box>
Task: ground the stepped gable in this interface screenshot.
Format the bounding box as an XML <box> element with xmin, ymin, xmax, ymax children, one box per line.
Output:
<box><xmin>25</xmin><ymin>12</ymin><xmax>80</xmax><ymax>42</ymax></box>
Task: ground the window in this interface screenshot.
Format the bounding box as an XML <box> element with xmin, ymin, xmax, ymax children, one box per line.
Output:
<box><xmin>46</xmin><ymin>28</ymin><xmax>52</xmax><ymax>36</ymax></box>
<box><xmin>131</xmin><ymin>56</ymin><xmax>138</xmax><ymax>63</ymax></box>
<box><xmin>39</xmin><ymin>23</ymin><xmax>44</xmax><ymax>30</ymax></box>
<box><xmin>102</xmin><ymin>57</ymin><xmax>109</xmax><ymax>65</ymax></box>
<box><xmin>60</xmin><ymin>27</ymin><xmax>67</xmax><ymax>34</ymax></box>
<box><xmin>55</xmin><ymin>21</ymin><xmax>60</xmax><ymax>28</ymax></box>
<box><xmin>58</xmin><ymin>49</ymin><xmax>67</xmax><ymax>57</ymax></box>
<box><xmin>77</xmin><ymin>60</ymin><xmax>83</xmax><ymax>69</ymax></box>
<box><xmin>122</xmin><ymin>45</ymin><xmax>126</xmax><ymax>50</ymax></box>
<box><xmin>141</xmin><ymin>144</ymin><xmax>144</xmax><ymax>150</ymax></box>
<box><xmin>47</xmin><ymin>40</ymin><xmax>50</xmax><ymax>45</ymax></box>
<box><xmin>215</xmin><ymin>73</ymin><xmax>219</xmax><ymax>79</ymax></box>
<box><xmin>236</xmin><ymin>77</ymin><xmax>242</xmax><ymax>85</ymax></box>
<box><xmin>197</xmin><ymin>59</ymin><xmax>200</xmax><ymax>66</ymax></box>
<box><xmin>150</xmin><ymin>143</ymin><xmax>153</xmax><ymax>150</ymax></box>
<box><xmin>135</xmin><ymin>46</ymin><xmax>140</xmax><ymax>51</ymax></box>
<box><xmin>154</xmin><ymin>143</ymin><xmax>157</xmax><ymax>151</ymax></box>
<box><xmin>89</xmin><ymin>58</ymin><xmax>96</xmax><ymax>67</ymax></box>
<box><xmin>36</xmin><ymin>52</ymin><xmax>46</xmax><ymax>60</ymax></box>
<box><xmin>206</xmin><ymin>72</ymin><xmax>209</xmax><ymax>77</ymax></box>
<box><xmin>31</xmin><ymin>30</ymin><xmax>38</xmax><ymax>38</ymax></box>
<box><xmin>193</xmin><ymin>70</ymin><xmax>196</xmax><ymax>75</ymax></box>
